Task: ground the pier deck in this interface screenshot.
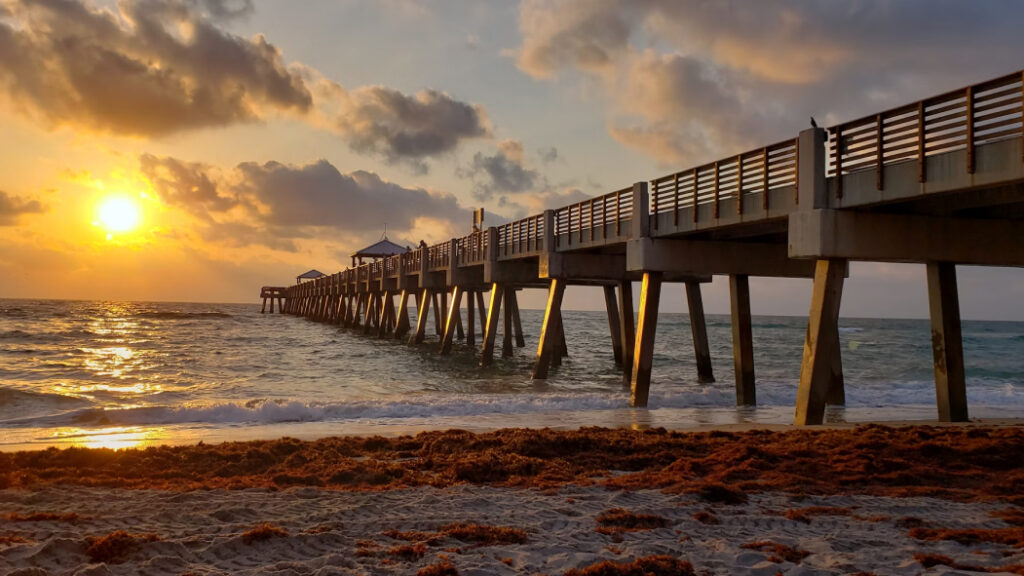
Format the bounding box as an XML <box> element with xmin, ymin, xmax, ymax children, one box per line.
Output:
<box><xmin>266</xmin><ymin>71</ymin><xmax>1024</xmax><ymax>425</ymax></box>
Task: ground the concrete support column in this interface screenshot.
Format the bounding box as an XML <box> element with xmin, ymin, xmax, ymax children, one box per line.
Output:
<box><xmin>363</xmin><ymin>293</ymin><xmax>377</xmax><ymax>334</ymax></box>
<box><xmin>604</xmin><ymin>285</ymin><xmax>623</xmax><ymax>365</ymax></box>
<box><xmin>630</xmin><ymin>272</ymin><xmax>663</xmax><ymax>407</ymax></box>
<box><xmin>480</xmin><ymin>284</ymin><xmax>504</xmax><ymax>366</ymax></box>
<box><xmin>619</xmin><ymin>280</ymin><xmax>636</xmax><ymax>387</ymax></box>
<box><xmin>926</xmin><ymin>262</ymin><xmax>968</xmax><ymax>422</ymax></box>
<box><xmin>502</xmin><ymin>286</ymin><xmax>514</xmax><ymax>357</ymax></box>
<box><xmin>827</xmin><ymin>323</ymin><xmax>845</xmax><ymax>405</ymax></box>
<box><xmin>466</xmin><ymin>290</ymin><xmax>476</xmax><ymax>346</ymax></box>
<box><xmin>440</xmin><ymin>286</ymin><xmax>464</xmax><ymax>355</ymax></box>
<box><xmin>394</xmin><ymin>290</ymin><xmax>411</xmax><ymax>338</ymax></box>
<box><xmin>476</xmin><ymin>292</ymin><xmax>487</xmax><ymax>334</ymax></box>
<box><xmin>432</xmin><ymin>292</ymin><xmax>443</xmax><ymax>336</ymax></box>
<box><xmin>533</xmin><ymin>279</ymin><xmax>566</xmax><ymax>380</ymax></box>
<box><xmin>795</xmin><ymin>259</ymin><xmax>848</xmax><ymax>425</ymax></box>
<box><xmin>377</xmin><ymin>292</ymin><xmax>394</xmax><ymax>338</ymax></box>
<box><xmin>685</xmin><ymin>281</ymin><xmax>715</xmax><ymax>383</ymax></box>
<box><xmin>510</xmin><ymin>290</ymin><xmax>525</xmax><ymax>348</ymax></box>
<box><xmin>409</xmin><ymin>289</ymin><xmax>432</xmax><ymax>345</ymax></box>
<box><xmin>729</xmin><ymin>274</ymin><xmax>756</xmax><ymax>405</ymax></box>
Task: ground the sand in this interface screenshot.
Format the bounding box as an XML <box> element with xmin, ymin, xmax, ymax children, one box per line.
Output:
<box><xmin>3</xmin><ymin>486</ymin><xmax>1023</xmax><ymax>575</ymax></box>
<box><xmin>2</xmin><ymin>424</ymin><xmax>1024</xmax><ymax>575</ymax></box>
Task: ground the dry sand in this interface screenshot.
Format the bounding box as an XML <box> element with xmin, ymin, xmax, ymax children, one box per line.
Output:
<box><xmin>2</xmin><ymin>485</ymin><xmax>1023</xmax><ymax>575</ymax></box>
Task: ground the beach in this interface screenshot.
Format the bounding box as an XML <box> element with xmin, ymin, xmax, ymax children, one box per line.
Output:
<box><xmin>3</xmin><ymin>424</ymin><xmax>1024</xmax><ymax>575</ymax></box>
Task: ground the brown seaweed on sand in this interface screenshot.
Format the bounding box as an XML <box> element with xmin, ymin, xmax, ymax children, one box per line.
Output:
<box><xmin>84</xmin><ymin>530</ymin><xmax>160</xmax><ymax>563</ymax></box>
<box><xmin>1</xmin><ymin>425</ymin><xmax>1022</xmax><ymax>505</ymax></box>
<box><xmin>741</xmin><ymin>541</ymin><xmax>811</xmax><ymax>564</ymax></box>
<box><xmin>562</xmin><ymin>555</ymin><xmax>695</xmax><ymax>576</ymax></box>
<box><xmin>240</xmin><ymin>522</ymin><xmax>288</xmax><ymax>544</ymax></box>
<box><xmin>594</xmin><ymin>508</ymin><xmax>672</xmax><ymax>535</ymax></box>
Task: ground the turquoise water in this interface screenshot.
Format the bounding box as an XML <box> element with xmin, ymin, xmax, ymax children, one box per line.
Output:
<box><xmin>0</xmin><ymin>298</ymin><xmax>1021</xmax><ymax>450</ymax></box>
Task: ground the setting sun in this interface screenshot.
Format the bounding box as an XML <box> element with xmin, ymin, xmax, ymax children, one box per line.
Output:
<box><xmin>96</xmin><ymin>196</ymin><xmax>141</xmax><ymax>234</ymax></box>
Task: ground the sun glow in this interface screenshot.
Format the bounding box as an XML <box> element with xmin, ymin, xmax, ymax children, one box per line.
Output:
<box><xmin>95</xmin><ymin>196</ymin><xmax>141</xmax><ymax>235</ymax></box>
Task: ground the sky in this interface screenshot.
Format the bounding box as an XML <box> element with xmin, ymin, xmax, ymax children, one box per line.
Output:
<box><xmin>0</xmin><ymin>0</ymin><xmax>1023</xmax><ymax>319</ymax></box>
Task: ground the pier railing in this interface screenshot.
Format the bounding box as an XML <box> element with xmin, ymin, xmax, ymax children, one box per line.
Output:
<box><xmin>427</xmin><ymin>243</ymin><xmax>450</xmax><ymax>270</ymax></box>
<box><xmin>650</xmin><ymin>138</ymin><xmax>798</xmax><ymax>225</ymax></box>
<box><xmin>828</xmin><ymin>71</ymin><xmax>1023</xmax><ymax>195</ymax></box>
<box><xmin>496</xmin><ymin>214</ymin><xmax>545</xmax><ymax>260</ymax></box>
<box><xmin>281</xmin><ymin>70</ymin><xmax>1023</xmax><ymax>295</ymax></box>
<box><xmin>554</xmin><ymin>186</ymin><xmax>633</xmax><ymax>249</ymax></box>
<box><xmin>457</xmin><ymin>231</ymin><xmax>488</xmax><ymax>266</ymax></box>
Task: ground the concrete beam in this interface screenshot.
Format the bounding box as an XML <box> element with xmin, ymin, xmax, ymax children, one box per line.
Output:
<box><xmin>628</xmin><ymin>238</ymin><xmax>817</xmax><ymax>278</ymax></box>
<box><xmin>540</xmin><ymin>252</ymin><xmax>627</xmax><ymax>280</ymax></box>
<box><xmin>484</xmin><ymin>260</ymin><xmax>539</xmax><ymax>284</ymax></box>
<box><xmin>790</xmin><ymin>209</ymin><xmax>1024</xmax><ymax>266</ymax></box>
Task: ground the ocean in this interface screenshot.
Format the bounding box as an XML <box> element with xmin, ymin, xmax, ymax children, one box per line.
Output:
<box><xmin>0</xmin><ymin>298</ymin><xmax>1021</xmax><ymax>451</ymax></box>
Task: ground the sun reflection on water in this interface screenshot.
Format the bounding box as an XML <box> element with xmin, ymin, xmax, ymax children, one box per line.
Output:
<box><xmin>48</xmin><ymin>426</ymin><xmax>166</xmax><ymax>450</ymax></box>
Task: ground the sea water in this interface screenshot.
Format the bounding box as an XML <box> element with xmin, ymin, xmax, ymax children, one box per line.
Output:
<box><xmin>0</xmin><ymin>298</ymin><xmax>1021</xmax><ymax>450</ymax></box>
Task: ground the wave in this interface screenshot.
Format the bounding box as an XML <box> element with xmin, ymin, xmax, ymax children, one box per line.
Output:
<box><xmin>6</xmin><ymin>381</ymin><xmax>1022</xmax><ymax>429</ymax></box>
<box><xmin>0</xmin><ymin>387</ymin><xmax>93</xmax><ymax>421</ymax></box>
<box><xmin>132</xmin><ymin>311</ymin><xmax>233</xmax><ymax>320</ymax></box>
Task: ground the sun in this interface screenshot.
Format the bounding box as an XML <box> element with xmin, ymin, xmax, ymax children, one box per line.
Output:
<box><xmin>95</xmin><ymin>196</ymin><xmax>141</xmax><ymax>235</ymax></box>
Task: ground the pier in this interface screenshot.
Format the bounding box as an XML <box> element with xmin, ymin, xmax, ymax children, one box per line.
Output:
<box><xmin>265</xmin><ymin>71</ymin><xmax>1024</xmax><ymax>425</ymax></box>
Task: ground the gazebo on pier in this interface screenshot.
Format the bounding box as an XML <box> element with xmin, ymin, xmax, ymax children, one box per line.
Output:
<box><xmin>296</xmin><ymin>269</ymin><xmax>326</xmax><ymax>284</ymax></box>
<box><xmin>351</xmin><ymin>235</ymin><xmax>408</xmax><ymax>266</ymax></box>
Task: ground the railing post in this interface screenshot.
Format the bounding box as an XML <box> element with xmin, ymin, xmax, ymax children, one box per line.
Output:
<box><xmin>798</xmin><ymin>127</ymin><xmax>828</xmax><ymax>209</ymax></box>
<box><xmin>630</xmin><ymin>181</ymin><xmax>650</xmax><ymax>239</ymax></box>
<box><xmin>486</xmin><ymin>227</ymin><xmax>498</xmax><ymax>262</ymax></box>
<box><xmin>966</xmin><ymin>85</ymin><xmax>975</xmax><ymax>174</ymax></box>
<box><xmin>449</xmin><ymin>238</ymin><xmax>458</xmax><ymax>270</ymax></box>
<box><xmin>918</xmin><ymin>101</ymin><xmax>927</xmax><ymax>183</ymax></box>
<box><xmin>543</xmin><ymin>210</ymin><xmax>555</xmax><ymax>252</ymax></box>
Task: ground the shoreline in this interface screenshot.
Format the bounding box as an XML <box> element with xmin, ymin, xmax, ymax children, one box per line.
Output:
<box><xmin>3</xmin><ymin>400</ymin><xmax>1022</xmax><ymax>452</ymax></box>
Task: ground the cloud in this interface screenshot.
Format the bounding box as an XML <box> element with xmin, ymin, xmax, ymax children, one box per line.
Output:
<box><xmin>538</xmin><ymin>146</ymin><xmax>559</xmax><ymax>164</ymax></box>
<box><xmin>332</xmin><ymin>86</ymin><xmax>491</xmax><ymax>174</ymax></box>
<box><xmin>139</xmin><ymin>155</ymin><xmax>470</xmax><ymax>249</ymax></box>
<box><xmin>514</xmin><ymin>1</ymin><xmax>1024</xmax><ymax>166</ymax></box>
<box><xmin>513</xmin><ymin>186</ymin><xmax>591</xmax><ymax>214</ymax></box>
<box><xmin>192</xmin><ymin>0</ymin><xmax>254</xmax><ymax>21</ymax></box>
<box><xmin>0</xmin><ymin>190</ymin><xmax>46</xmax><ymax>225</ymax></box>
<box><xmin>460</xmin><ymin>139</ymin><xmax>540</xmax><ymax>200</ymax></box>
<box><xmin>0</xmin><ymin>0</ymin><xmax>312</xmax><ymax>137</ymax></box>
<box><xmin>140</xmin><ymin>154</ymin><xmax>243</xmax><ymax>218</ymax></box>
<box><xmin>515</xmin><ymin>0</ymin><xmax>635</xmax><ymax>79</ymax></box>
<box><xmin>0</xmin><ymin>0</ymin><xmax>491</xmax><ymax>172</ymax></box>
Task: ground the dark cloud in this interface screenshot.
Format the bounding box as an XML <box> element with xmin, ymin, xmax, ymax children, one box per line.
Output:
<box><xmin>0</xmin><ymin>190</ymin><xmax>46</xmax><ymax>225</ymax></box>
<box><xmin>335</xmin><ymin>86</ymin><xmax>491</xmax><ymax>174</ymax></box>
<box><xmin>460</xmin><ymin>140</ymin><xmax>539</xmax><ymax>200</ymax></box>
<box><xmin>140</xmin><ymin>155</ymin><xmax>469</xmax><ymax>248</ymax></box>
<box><xmin>140</xmin><ymin>154</ymin><xmax>242</xmax><ymax>218</ymax></box>
<box><xmin>515</xmin><ymin>0</ymin><xmax>1024</xmax><ymax>165</ymax></box>
<box><xmin>0</xmin><ymin>0</ymin><xmax>311</xmax><ymax>136</ymax></box>
<box><xmin>538</xmin><ymin>146</ymin><xmax>559</xmax><ymax>164</ymax></box>
<box><xmin>192</xmin><ymin>0</ymin><xmax>254</xmax><ymax>21</ymax></box>
<box><xmin>236</xmin><ymin>159</ymin><xmax>465</xmax><ymax>231</ymax></box>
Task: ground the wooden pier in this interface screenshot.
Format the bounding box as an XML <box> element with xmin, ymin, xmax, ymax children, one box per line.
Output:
<box><xmin>265</xmin><ymin>70</ymin><xmax>1024</xmax><ymax>425</ymax></box>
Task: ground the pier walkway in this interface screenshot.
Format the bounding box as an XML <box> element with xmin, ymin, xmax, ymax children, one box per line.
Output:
<box><xmin>265</xmin><ymin>71</ymin><xmax>1024</xmax><ymax>425</ymax></box>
